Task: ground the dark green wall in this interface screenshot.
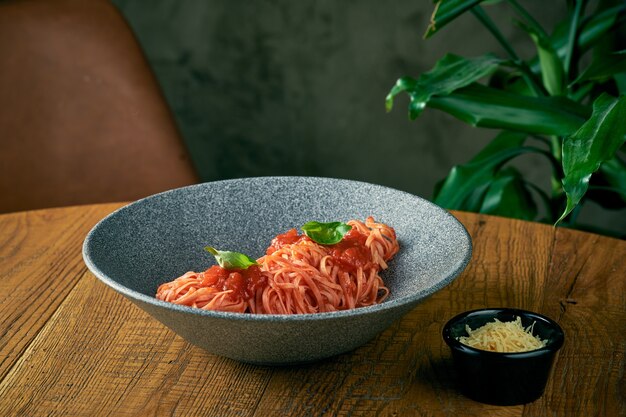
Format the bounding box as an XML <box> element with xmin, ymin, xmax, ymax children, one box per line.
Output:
<box><xmin>111</xmin><ymin>1</ymin><xmax>532</xmax><ymax>194</ymax></box>
<box><xmin>111</xmin><ymin>0</ymin><xmax>626</xmax><ymax>234</ymax></box>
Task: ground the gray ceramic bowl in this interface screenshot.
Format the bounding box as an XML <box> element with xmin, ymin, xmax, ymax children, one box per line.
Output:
<box><xmin>83</xmin><ymin>177</ymin><xmax>472</xmax><ymax>365</ymax></box>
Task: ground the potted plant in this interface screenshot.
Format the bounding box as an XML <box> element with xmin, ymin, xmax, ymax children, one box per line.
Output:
<box><xmin>386</xmin><ymin>0</ymin><xmax>626</xmax><ymax>236</ymax></box>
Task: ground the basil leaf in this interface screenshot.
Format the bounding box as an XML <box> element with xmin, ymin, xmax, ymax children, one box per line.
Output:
<box><xmin>204</xmin><ymin>246</ymin><xmax>257</xmax><ymax>269</ymax></box>
<box><xmin>301</xmin><ymin>221</ymin><xmax>352</xmax><ymax>245</ymax></box>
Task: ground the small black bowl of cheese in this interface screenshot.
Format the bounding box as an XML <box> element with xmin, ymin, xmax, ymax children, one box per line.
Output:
<box><xmin>442</xmin><ymin>308</ymin><xmax>564</xmax><ymax>406</ymax></box>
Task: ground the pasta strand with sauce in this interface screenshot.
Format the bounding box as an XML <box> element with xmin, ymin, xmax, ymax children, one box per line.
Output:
<box><xmin>155</xmin><ymin>217</ymin><xmax>399</xmax><ymax>314</ymax></box>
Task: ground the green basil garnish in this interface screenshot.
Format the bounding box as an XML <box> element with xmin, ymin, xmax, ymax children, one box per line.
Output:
<box><xmin>204</xmin><ymin>246</ymin><xmax>257</xmax><ymax>269</ymax></box>
<box><xmin>301</xmin><ymin>221</ymin><xmax>352</xmax><ymax>245</ymax></box>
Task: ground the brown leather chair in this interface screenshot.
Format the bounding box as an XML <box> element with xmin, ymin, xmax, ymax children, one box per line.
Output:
<box><xmin>0</xmin><ymin>0</ymin><xmax>199</xmax><ymax>213</ymax></box>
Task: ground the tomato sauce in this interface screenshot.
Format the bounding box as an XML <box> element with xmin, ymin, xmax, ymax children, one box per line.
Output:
<box><xmin>266</xmin><ymin>228</ymin><xmax>311</xmax><ymax>255</ymax></box>
<box><xmin>327</xmin><ymin>228</ymin><xmax>372</xmax><ymax>272</ymax></box>
<box><xmin>201</xmin><ymin>264</ymin><xmax>267</xmax><ymax>301</ymax></box>
<box><xmin>267</xmin><ymin>228</ymin><xmax>372</xmax><ymax>272</ymax></box>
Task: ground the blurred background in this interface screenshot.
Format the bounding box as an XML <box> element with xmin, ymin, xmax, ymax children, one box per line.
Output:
<box><xmin>49</xmin><ymin>1</ymin><xmax>626</xmax><ymax>233</ymax></box>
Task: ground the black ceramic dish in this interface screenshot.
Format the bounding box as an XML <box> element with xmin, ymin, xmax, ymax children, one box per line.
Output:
<box><xmin>442</xmin><ymin>308</ymin><xmax>565</xmax><ymax>406</ymax></box>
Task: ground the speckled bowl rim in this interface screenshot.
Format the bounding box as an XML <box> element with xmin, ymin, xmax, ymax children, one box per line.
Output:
<box><xmin>83</xmin><ymin>176</ymin><xmax>473</xmax><ymax>322</ymax></box>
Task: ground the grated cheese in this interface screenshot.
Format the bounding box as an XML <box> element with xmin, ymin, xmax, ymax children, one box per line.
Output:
<box><xmin>457</xmin><ymin>316</ymin><xmax>547</xmax><ymax>352</ymax></box>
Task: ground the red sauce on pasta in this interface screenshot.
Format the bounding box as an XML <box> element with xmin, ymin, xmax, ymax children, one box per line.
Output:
<box><xmin>201</xmin><ymin>264</ymin><xmax>267</xmax><ymax>301</ymax></box>
<box><xmin>328</xmin><ymin>228</ymin><xmax>371</xmax><ymax>272</ymax></box>
<box><xmin>266</xmin><ymin>228</ymin><xmax>311</xmax><ymax>255</ymax></box>
<box><xmin>156</xmin><ymin>217</ymin><xmax>399</xmax><ymax>314</ymax></box>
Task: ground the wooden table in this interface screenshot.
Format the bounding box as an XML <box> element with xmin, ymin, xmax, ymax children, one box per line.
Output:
<box><xmin>0</xmin><ymin>203</ymin><xmax>624</xmax><ymax>416</ymax></box>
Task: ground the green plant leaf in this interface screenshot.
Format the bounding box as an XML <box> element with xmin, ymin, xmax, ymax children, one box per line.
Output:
<box><xmin>573</xmin><ymin>50</ymin><xmax>626</xmax><ymax>85</ymax></box>
<box><xmin>386</xmin><ymin>54</ymin><xmax>503</xmax><ymax>119</ymax></box>
<box><xmin>204</xmin><ymin>246</ymin><xmax>257</xmax><ymax>269</ymax></box>
<box><xmin>470</xmin><ymin>5</ymin><xmax>546</xmax><ymax>97</ymax></box>
<box><xmin>433</xmin><ymin>131</ymin><xmax>533</xmax><ymax>209</ymax></box>
<box><xmin>562</xmin><ymin>0</ymin><xmax>586</xmax><ymax>79</ymax></box>
<box><xmin>615</xmin><ymin>73</ymin><xmax>626</xmax><ymax>94</ymax></box>
<box><xmin>488</xmin><ymin>70</ymin><xmax>536</xmax><ymax>96</ymax></box>
<box><xmin>557</xmin><ymin>93</ymin><xmax>626</xmax><ymax>224</ymax></box>
<box><xmin>425</xmin><ymin>0</ymin><xmax>485</xmax><ymax>38</ymax></box>
<box><xmin>599</xmin><ymin>156</ymin><xmax>626</xmax><ymax>204</ymax></box>
<box><xmin>569</xmin><ymin>82</ymin><xmax>595</xmax><ymax>102</ymax></box>
<box><xmin>428</xmin><ymin>83</ymin><xmax>589</xmax><ymax>135</ymax></box>
<box><xmin>479</xmin><ymin>168</ymin><xmax>538</xmax><ymax>220</ymax></box>
<box><xmin>586</xmin><ymin>156</ymin><xmax>626</xmax><ymax>209</ymax></box>
<box><xmin>516</xmin><ymin>20</ymin><xmax>565</xmax><ymax>95</ymax></box>
<box><xmin>301</xmin><ymin>221</ymin><xmax>352</xmax><ymax>245</ymax></box>
<box><xmin>529</xmin><ymin>5</ymin><xmax>624</xmax><ymax>74</ymax></box>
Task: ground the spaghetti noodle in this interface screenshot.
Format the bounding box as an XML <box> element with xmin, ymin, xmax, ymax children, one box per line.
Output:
<box><xmin>156</xmin><ymin>217</ymin><xmax>399</xmax><ymax>314</ymax></box>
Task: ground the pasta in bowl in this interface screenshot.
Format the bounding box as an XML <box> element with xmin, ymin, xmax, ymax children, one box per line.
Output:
<box><xmin>83</xmin><ymin>177</ymin><xmax>472</xmax><ymax>365</ymax></box>
<box><xmin>156</xmin><ymin>217</ymin><xmax>399</xmax><ymax>314</ymax></box>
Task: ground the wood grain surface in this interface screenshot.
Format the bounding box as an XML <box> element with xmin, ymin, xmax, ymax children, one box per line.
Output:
<box><xmin>0</xmin><ymin>204</ymin><xmax>624</xmax><ymax>417</ymax></box>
